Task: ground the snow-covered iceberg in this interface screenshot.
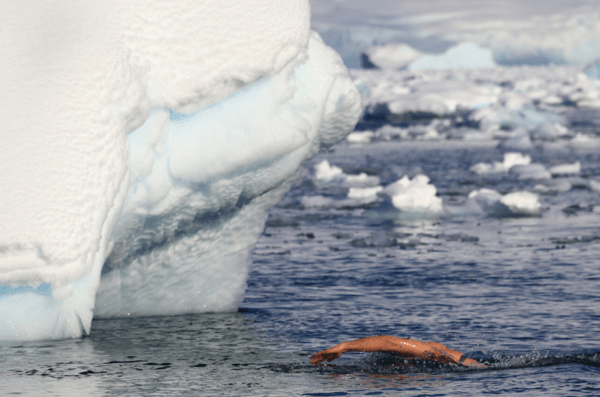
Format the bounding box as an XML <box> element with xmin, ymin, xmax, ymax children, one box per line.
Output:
<box><xmin>0</xmin><ymin>0</ymin><xmax>360</xmax><ymax>340</ymax></box>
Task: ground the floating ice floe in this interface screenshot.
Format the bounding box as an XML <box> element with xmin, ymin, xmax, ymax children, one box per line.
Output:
<box><xmin>569</xmin><ymin>134</ymin><xmax>600</xmax><ymax>152</ymax></box>
<box><xmin>534</xmin><ymin>179</ymin><xmax>572</xmax><ymax>194</ymax></box>
<box><xmin>342</xmin><ymin>173</ymin><xmax>381</xmax><ymax>188</ymax></box>
<box><xmin>470</xmin><ymin>152</ymin><xmax>531</xmax><ymax>174</ymax></box>
<box><xmin>382</xmin><ymin>175</ymin><xmax>443</xmax><ymax>214</ymax></box>
<box><xmin>301</xmin><ymin>185</ymin><xmax>383</xmax><ymax>209</ymax></box>
<box><xmin>497</xmin><ymin>133</ymin><xmax>535</xmax><ymax>151</ymax></box>
<box><xmin>549</xmin><ymin>162</ymin><xmax>581</xmax><ymax>175</ymax></box>
<box><xmin>314</xmin><ymin>160</ymin><xmax>344</xmax><ymax>182</ymax></box>
<box><xmin>590</xmin><ymin>180</ymin><xmax>600</xmax><ymax>192</ymax></box>
<box><xmin>313</xmin><ymin>160</ymin><xmax>380</xmax><ymax>187</ymax></box>
<box><xmin>509</xmin><ymin>164</ymin><xmax>552</xmax><ymax>180</ymax></box>
<box><xmin>346</xmin><ymin>131</ymin><xmax>375</xmax><ymax>145</ymax></box>
<box><xmin>468</xmin><ymin>189</ymin><xmax>541</xmax><ymax>217</ymax></box>
<box><xmin>0</xmin><ymin>0</ymin><xmax>361</xmax><ymax>340</ymax></box>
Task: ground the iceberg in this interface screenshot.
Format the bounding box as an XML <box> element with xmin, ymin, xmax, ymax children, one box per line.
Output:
<box><xmin>0</xmin><ymin>0</ymin><xmax>361</xmax><ymax>340</ymax></box>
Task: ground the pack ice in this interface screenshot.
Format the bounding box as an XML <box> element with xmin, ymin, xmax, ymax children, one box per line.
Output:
<box><xmin>0</xmin><ymin>0</ymin><xmax>361</xmax><ymax>340</ymax></box>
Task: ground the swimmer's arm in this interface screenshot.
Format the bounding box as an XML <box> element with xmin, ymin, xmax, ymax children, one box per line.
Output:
<box><xmin>309</xmin><ymin>335</ymin><xmax>485</xmax><ymax>367</ymax></box>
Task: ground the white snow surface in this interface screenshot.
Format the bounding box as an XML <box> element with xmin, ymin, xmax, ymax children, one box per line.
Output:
<box><xmin>0</xmin><ymin>1</ymin><xmax>361</xmax><ymax>340</ymax></box>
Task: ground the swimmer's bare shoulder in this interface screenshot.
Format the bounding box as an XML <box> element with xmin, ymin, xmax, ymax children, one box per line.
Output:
<box><xmin>309</xmin><ymin>335</ymin><xmax>486</xmax><ymax>367</ymax></box>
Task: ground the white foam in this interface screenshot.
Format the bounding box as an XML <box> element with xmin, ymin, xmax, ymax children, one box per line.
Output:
<box><xmin>0</xmin><ymin>2</ymin><xmax>361</xmax><ymax>340</ymax></box>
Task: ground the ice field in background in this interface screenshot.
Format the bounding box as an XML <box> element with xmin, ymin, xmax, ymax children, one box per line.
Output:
<box><xmin>311</xmin><ymin>0</ymin><xmax>600</xmax><ymax>69</ymax></box>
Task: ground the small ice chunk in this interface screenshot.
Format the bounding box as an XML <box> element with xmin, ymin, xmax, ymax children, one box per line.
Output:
<box><xmin>347</xmin><ymin>186</ymin><xmax>383</xmax><ymax>199</ymax></box>
<box><xmin>301</xmin><ymin>195</ymin><xmax>335</xmax><ymax>207</ymax></box>
<box><xmin>346</xmin><ymin>131</ymin><xmax>375</xmax><ymax>144</ymax></box>
<box><xmin>467</xmin><ymin>189</ymin><xmax>502</xmax><ymax>214</ymax></box>
<box><xmin>497</xmin><ymin>134</ymin><xmax>534</xmax><ymax>151</ymax></box>
<box><xmin>503</xmin><ymin>152</ymin><xmax>532</xmax><ymax>169</ymax></box>
<box><xmin>534</xmin><ymin>179</ymin><xmax>572</xmax><ymax>194</ymax></box>
<box><xmin>532</xmin><ymin>123</ymin><xmax>569</xmax><ymax>140</ymax></box>
<box><xmin>549</xmin><ymin>162</ymin><xmax>581</xmax><ymax>175</ymax></box>
<box><xmin>342</xmin><ymin>173</ymin><xmax>381</xmax><ymax>188</ymax></box>
<box><xmin>383</xmin><ymin>175</ymin><xmax>443</xmax><ymax>214</ymax></box>
<box><xmin>500</xmin><ymin>192</ymin><xmax>541</xmax><ymax>216</ymax></box>
<box><xmin>570</xmin><ymin>134</ymin><xmax>600</xmax><ymax>151</ymax></box>
<box><xmin>470</xmin><ymin>152</ymin><xmax>531</xmax><ymax>174</ymax></box>
<box><xmin>468</xmin><ymin>189</ymin><xmax>540</xmax><ymax>217</ymax></box>
<box><xmin>314</xmin><ymin>160</ymin><xmax>344</xmax><ymax>182</ymax></box>
<box><xmin>509</xmin><ymin>164</ymin><xmax>551</xmax><ymax>180</ymax></box>
<box><xmin>590</xmin><ymin>180</ymin><xmax>600</xmax><ymax>192</ymax></box>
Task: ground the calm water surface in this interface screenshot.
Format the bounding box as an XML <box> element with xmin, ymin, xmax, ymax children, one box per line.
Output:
<box><xmin>2</xmin><ymin>136</ymin><xmax>600</xmax><ymax>396</ymax></box>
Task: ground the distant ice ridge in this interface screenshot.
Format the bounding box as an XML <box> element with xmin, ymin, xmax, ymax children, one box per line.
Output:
<box><xmin>365</xmin><ymin>42</ymin><xmax>496</xmax><ymax>71</ymax></box>
<box><xmin>0</xmin><ymin>1</ymin><xmax>361</xmax><ymax>340</ymax></box>
<box><xmin>311</xmin><ymin>0</ymin><xmax>600</xmax><ymax>68</ymax></box>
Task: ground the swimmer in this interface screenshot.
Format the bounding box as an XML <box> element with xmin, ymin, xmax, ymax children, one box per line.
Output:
<box><xmin>310</xmin><ymin>335</ymin><xmax>486</xmax><ymax>367</ymax></box>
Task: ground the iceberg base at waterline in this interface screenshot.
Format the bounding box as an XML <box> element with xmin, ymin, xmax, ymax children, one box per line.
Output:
<box><xmin>0</xmin><ymin>3</ymin><xmax>361</xmax><ymax>340</ymax></box>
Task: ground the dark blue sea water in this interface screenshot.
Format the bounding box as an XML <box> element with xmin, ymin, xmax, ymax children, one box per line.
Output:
<box><xmin>3</xmin><ymin>133</ymin><xmax>600</xmax><ymax>395</ymax></box>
